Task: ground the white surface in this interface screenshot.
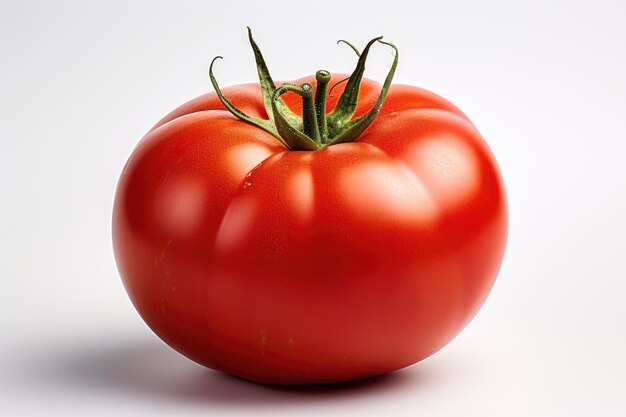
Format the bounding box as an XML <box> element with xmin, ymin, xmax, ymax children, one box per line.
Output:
<box><xmin>2</xmin><ymin>1</ymin><xmax>625</xmax><ymax>416</ymax></box>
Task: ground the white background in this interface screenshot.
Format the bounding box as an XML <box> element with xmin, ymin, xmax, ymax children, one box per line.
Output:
<box><xmin>2</xmin><ymin>1</ymin><xmax>625</xmax><ymax>416</ymax></box>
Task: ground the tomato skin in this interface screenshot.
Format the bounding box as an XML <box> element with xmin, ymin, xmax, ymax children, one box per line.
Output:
<box><xmin>113</xmin><ymin>75</ymin><xmax>507</xmax><ymax>385</ymax></box>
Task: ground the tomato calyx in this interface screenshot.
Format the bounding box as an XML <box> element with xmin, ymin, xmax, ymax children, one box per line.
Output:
<box><xmin>209</xmin><ymin>28</ymin><xmax>398</xmax><ymax>151</ymax></box>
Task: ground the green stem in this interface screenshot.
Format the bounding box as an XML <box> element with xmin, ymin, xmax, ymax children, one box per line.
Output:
<box><xmin>209</xmin><ymin>29</ymin><xmax>398</xmax><ymax>151</ymax></box>
<box><xmin>272</xmin><ymin>84</ymin><xmax>321</xmax><ymax>151</ymax></box>
<box><xmin>299</xmin><ymin>83</ymin><xmax>321</xmax><ymax>142</ymax></box>
<box><xmin>314</xmin><ymin>70</ymin><xmax>331</xmax><ymax>142</ymax></box>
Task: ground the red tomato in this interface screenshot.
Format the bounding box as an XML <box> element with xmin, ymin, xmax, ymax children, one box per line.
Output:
<box><xmin>113</xmin><ymin>35</ymin><xmax>507</xmax><ymax>385</ymax></box>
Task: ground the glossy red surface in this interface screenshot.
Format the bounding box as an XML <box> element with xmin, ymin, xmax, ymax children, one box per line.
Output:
<box><xmin>112</xmin><ymin>75</ymin><xmax>508</xmax><ymax>385</ymax></box>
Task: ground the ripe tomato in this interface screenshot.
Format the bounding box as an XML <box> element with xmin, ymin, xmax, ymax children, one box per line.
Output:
<box><xmin>113</xmin><ymin>31</ymin><xmax>507</xmax><ymax>385</ymax></box>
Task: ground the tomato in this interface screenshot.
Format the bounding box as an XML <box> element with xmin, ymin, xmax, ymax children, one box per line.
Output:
<box><xmin>112</xmin><ymin>31</ymin><xmax>507</xmax><ymax>385</ymax></box>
